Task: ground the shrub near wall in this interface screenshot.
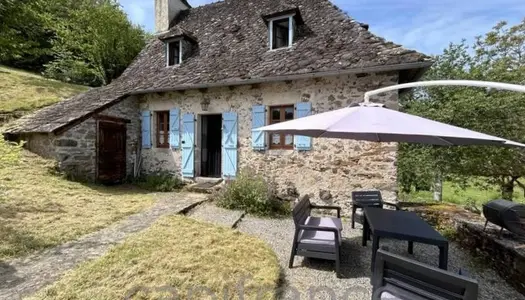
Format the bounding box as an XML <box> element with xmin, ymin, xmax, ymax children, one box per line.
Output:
<box><xmin>134</xmin><ymin>171</ymin><xmax>184</xmax><ymax>192</ymax></box>
<box><xmin>215</xmin><ymin>169</ymin><xmax>291</xmax><ymax>217</ymax></box>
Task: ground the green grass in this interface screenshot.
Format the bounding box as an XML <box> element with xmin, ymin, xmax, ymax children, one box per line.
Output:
<box><xmin>0</xmin><ymin>140</ymin><xmax>156</xmax><ymax>260</ymax></box>
<box><xmin>0</xmin><ymin>65</ymin><xmax>88</xmax><ymax>113</ymax></box>
<box><xmin>401</xmin><ymin>180</ymin><xmax>525</xmax><ymax>207</ymax></box>
<box><xmin>29</xmin><ymin>215</ymin><xmax>281</xmax><ymax>300</ymax></box>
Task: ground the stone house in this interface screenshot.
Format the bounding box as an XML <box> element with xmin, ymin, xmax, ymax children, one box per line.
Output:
<box><xmin>5</xmin><ymin>0</ymin><xmax>431</xmax><ymax>208</ymax></box>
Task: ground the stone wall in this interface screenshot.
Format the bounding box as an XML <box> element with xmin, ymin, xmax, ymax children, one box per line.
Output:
<box><xmin>456</xmin><ymin>221</ymin><xmax>525</xmax><ymax>296</ymax></box>
<box><xmin>140</xmin><ymin>72</ymin><xmax>399</xmax><ymax>214</ymax></box>
<box><xmin>24</xmin><ymin>133</ymin><xmax>56</xmax><ymax>159</ymax></box>
<box><xmin>24</xmin><ymin>96</ymin><xmax>140</xmax><ymax>181</ymax></box>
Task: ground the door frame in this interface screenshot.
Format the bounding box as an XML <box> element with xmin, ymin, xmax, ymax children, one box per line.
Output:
<box><xmin>95</xmin><ymin>115</ymin><xmax>129</xmax><ymax>182</ymax></box>
<box><xmin>196</xmin><ymin>113</ymin><xmax>223</xmax><ymax>178</ymax></box>
<box><xmin>198</xmin><ymin>113</ymin><xmax>223</xmax><ymax>178</ymax></box>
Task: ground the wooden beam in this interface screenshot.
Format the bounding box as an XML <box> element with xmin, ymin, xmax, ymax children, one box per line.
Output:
<box><xmin>94</xmin><ymin>114</ymin><xmax>131</xmax><ymax>124</ymax></box>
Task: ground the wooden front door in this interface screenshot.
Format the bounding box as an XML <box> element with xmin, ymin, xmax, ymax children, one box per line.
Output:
<box><xmin>98</xmin><ymin>121</ymin><xmax>127</xmax><ymax>183</ymax></box>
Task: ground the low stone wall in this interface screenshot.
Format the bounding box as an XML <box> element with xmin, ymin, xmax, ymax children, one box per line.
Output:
<box><xmin>405</xmin><ymin>202</ymin><xmax>525</xmax><ymax>296</ymax></box>
<box><xmin>455</xmin><ymin>221</ymin><xmax>525</xmax><ymax>296</ymax></box>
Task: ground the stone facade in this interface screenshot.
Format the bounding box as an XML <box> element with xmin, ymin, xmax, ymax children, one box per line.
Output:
<box><xmin>140</xmin><ymin>72</ymin><xmax>399</xmax><ymax>213</ymax></box>
<box><xmin>24</xmin><ymin>97</ymin><xmax>140</xmax><ymax>181</ymax></box>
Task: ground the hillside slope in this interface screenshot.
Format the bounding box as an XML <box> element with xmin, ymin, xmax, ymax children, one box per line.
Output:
<box><xmin>0</xmin><ymin>140</ymin><xmax>155</xmax><ymax>259</ymax></box>
<box><xmin>0</xmin><ymin>66</ymin><xmax>88</xmax><ymax>115</ymax></box>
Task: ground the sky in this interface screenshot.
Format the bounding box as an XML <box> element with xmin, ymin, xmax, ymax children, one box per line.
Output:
<box><xmin>119</xmin><ymin>0</ymin><xmax>525</xmax><ymax>55</ymax></box>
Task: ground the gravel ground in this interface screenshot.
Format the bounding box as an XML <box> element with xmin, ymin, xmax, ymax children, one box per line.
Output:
<box><xmin>187</xmin><ymin>202</ymin><xmax>245</xmax><ymax>228</ymax></box>
<box><xmin>237</xmin><ymin>215</ymin><xmax>525</xmax><ymax>300</ymax></box>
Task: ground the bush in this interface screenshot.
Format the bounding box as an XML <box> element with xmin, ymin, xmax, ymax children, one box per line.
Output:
<box><xmin>214</xmin><ymin>169</ymin><xmax>291</xmax><ymax>217</ymax></box>
<box><xmin>134</xmin><ymin>171</ymin><xmax>184</xmax><ymax>192</ymax></box>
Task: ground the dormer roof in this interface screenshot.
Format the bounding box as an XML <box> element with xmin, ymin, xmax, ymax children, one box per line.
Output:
<box><xmin>157</xmin><ymin>26</ymin><xmax>198</xmax><ymax>43</ymax></box>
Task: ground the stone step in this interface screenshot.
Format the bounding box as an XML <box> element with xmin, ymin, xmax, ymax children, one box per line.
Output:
<box><xmin>195</xmin><ymin>177</ymin><xmax>223</xmax><ymax>185</ymax></box>
<box><xmin>184</xmin><ymin>180</ymin><xmax>223</xmax><ymax>194</ymax></box>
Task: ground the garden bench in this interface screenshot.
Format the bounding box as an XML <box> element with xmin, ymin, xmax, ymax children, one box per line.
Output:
<box><xmin>372</xmin><ymin>249</ymin><xmax>478</xmax><ymax>300</ymax></box>
<box><xmin>289</xmin><ymin>197</ymin><xmax>343</xmax><ymax>277</ymax></box>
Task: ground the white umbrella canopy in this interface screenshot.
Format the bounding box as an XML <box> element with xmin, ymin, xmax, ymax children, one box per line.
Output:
<box><xmin>256</xmin><ymin>103</ymin><xmax>525</xmax><ymax>147</ymax></box>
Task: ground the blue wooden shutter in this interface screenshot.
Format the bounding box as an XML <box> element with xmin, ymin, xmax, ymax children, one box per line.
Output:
<box><xmin>294</xmin><ymin>102</ymin><xmax>312</xmax><ymax>151</ymax></box>
<box><xmin>141</xmin><ymin>111</ymin><xmax>151</xmax><ymax>149</ymax></box>
<box><xmin>169</xmin><ymin>108</ymin><xmax>180</xmax><ymax>149</ymax></box>
<box><xmin>181</xmin><ymin>113</ymin><xmax>195</xmax><ymax>178</ymax></box>
<box><xmin>222</xmin><ymin>112</ymin><xmax>238</xmax><ymax>178</ymax></box>
<box><xmin>251</xmin><ymin>105</ymin><xmax>266</xmax><ymax>150</ymax></box>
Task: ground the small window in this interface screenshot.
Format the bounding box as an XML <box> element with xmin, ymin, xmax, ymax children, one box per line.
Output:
<box><xmin>269</xmin><ymin>105</ymin><xmax>294</xmax><ymax>149</ymax></box>
<box><xmin>167</xmin><ymin>41</ymin><xmax>181</xmax><ymax>66</ymax></box>
<box><xmin>156</xmin><ymin>111</ymin><xmax>170</xmax><ymax>148</ymax></box>
<box><xmin>269</xmin><ymin>15</ymin><xmax>295</xmax><ymax>50</ymax></box>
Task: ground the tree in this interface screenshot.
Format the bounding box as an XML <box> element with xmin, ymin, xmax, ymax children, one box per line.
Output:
<box><xmin>0</xmin><ymin>0</ymin><xmax>147</xmax><ymax>86</ymax></box>
<box><xmin>44</xmin><ymin>0</ymin><xmax>147</xmax><ymax>86</ymax></box>
<box><xmin>0</xmin><ymin>0</ymin><xmax>55</xmax><ymax>69</ymax></box>
<box><xmin>399</xmin><ymin>19</ymin><xmax>525</xmax><ymax>200</ymax></box>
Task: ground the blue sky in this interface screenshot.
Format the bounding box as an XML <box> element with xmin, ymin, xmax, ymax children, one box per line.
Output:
<box><xmin>119</xmin><ymin>0</ymin><xmax>525</xmax><ymax>55</ymax></box>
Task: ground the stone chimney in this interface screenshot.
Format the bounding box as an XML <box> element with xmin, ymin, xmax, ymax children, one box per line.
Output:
<box><xmin>155</xmin><ymin>0</ymin><xmax>190</xmax><ymax>33</ymax></box>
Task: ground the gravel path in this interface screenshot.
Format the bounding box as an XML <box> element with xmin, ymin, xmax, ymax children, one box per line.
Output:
<box><xmin>237</xmin><ymin>215</ymin><xmax>525</xmax><ymax>300</ymax></box>
<box><xmin>0</xmin><ymin>192</ymin><xmax>207</xmax><ymax>300</ymax></box>
<box><xmin>187</xmin><ymin>202</ymin><xmax>245</xmax><ymax>228</ymax></box>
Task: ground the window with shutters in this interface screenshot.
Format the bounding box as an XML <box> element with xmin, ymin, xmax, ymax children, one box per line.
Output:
<box><xmin>156</xmin><ymin>111</ymin><xmax>170</xmax><ymax>148</ymax></box>
<box><xmin>269</xmin><ymin>105</ymin><xmax>294</xmax><ymax>149</ymax></box>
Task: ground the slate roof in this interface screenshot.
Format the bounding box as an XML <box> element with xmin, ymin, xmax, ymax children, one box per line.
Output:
<box><xmin>7</xmin><ymin>0</ymin><xmax>432</xmax><ymax>134</ymax></box>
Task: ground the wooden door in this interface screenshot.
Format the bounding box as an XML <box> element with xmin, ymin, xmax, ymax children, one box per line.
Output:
<box><xmin>98</xmin><ymin>121</ymin><xmax>127</xmax><ymax>183</ymax></box>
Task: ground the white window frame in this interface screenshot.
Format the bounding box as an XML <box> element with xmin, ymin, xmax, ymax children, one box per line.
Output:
<box><xmin>268</xmin><ymin>13</ymin><xmax>295</xmax><ymax>51</ymax></box>
<box><xmin>166</xmin><ymin>38</ymin><xmax>183</xmax><ymax>67</ymax></box>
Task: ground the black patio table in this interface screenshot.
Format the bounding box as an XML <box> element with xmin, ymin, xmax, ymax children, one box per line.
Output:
<box><xmin>362</xmin><ymin>207</ymin><xmax>449</xmax><ymax>271</ymax></box>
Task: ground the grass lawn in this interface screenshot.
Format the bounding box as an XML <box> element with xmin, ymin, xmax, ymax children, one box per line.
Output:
<box><xmin>0</xmin><ymin>65</ymin><xmax>88</xmax><ymax>113</ymax></box>
<box><xmin>401</xmin><ymin>181</ymin><xmax>525</xmax><ymax>207</ymax></box>
<box><xmin>0</xmin><ymin>143</ymin><xmax>156</xmax><ymax>260</ymax></box>
<box><xmin>29</xmin><ymin>215</ymin><xmax>281</xmax><ymax>300</ymax></box>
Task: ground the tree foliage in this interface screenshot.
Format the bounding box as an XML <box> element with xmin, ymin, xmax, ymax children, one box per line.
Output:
<box><xmin>0</xmin><ymin>0</ymin><xmax>147</xmax><ymax>86</ymax></box>
<box><xmin>399</xmin><ymin>19</ymin><xmax>525</xmax><ymax>200</ymax></box>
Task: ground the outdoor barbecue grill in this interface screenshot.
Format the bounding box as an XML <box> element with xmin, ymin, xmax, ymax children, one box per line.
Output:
<box><xmin>482</xmin><ymin>199</ymin><xmax>525</xmax><ymax>238</ymax></box>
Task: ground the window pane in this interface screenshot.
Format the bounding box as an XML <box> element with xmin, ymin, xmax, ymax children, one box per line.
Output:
<box><xmin>285</xmin><ymin>134</ymin><xmax>293</xmax><ymax>145</ymax></box>
<box><xmin>285</xmin><ymin>107</ymin><xmax>294</xmax><ymax>120</ymax></box>
<box><xmin>168</xmin><ymin>42</ymin><xmax>180</xmax><ymax>65</ymax></box>
<box><xmin>271</xmin><ymin>133</ymin><xmax>281</xmax><ymax>145</ymax></box>
<box><xmin>271</xmin><ymin>108</ymin><xmax>281</xmax><ymax>121</ymax></box>
<box><xmin>273</xmin><ymin>18</ymin><xmax>290</xmax><ymax>49</ymax></box>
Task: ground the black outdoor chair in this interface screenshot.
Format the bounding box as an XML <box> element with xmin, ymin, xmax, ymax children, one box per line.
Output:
<box><xmin>371</xmin><ymin>249</ymin><xmax>479</xmax><ymax>300</ymax></box>
<box><xmin>352</xmin><ymin>190</ymin><xmax>400</xmax><ymax>229</ymax></box>
<box><xmin>289</xmin><ymin>197</ymin><xmax>343</xmax><ymax>277</ymax></box>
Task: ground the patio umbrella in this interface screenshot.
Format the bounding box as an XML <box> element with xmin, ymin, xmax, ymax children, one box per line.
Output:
<box><xmin>256</xmin><ymin>102</ymin><xmax>525</xmax><ymax>147</ymax></box>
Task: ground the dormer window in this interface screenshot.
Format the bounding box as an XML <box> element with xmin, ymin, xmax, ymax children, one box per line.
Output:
<box><xmin>167</xmin><ymin>40</ymin><xmax>182</xmax><ymax>66</ymax></box>
<box><xmin>159</xmin><ymin>27</ymin><xmax>198</xmax><ymax>67</ymax></box>
<box><xmin>268</xmin><ymin>15</ymin><xmax>295</xmax><ymax>50</ymax></box>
